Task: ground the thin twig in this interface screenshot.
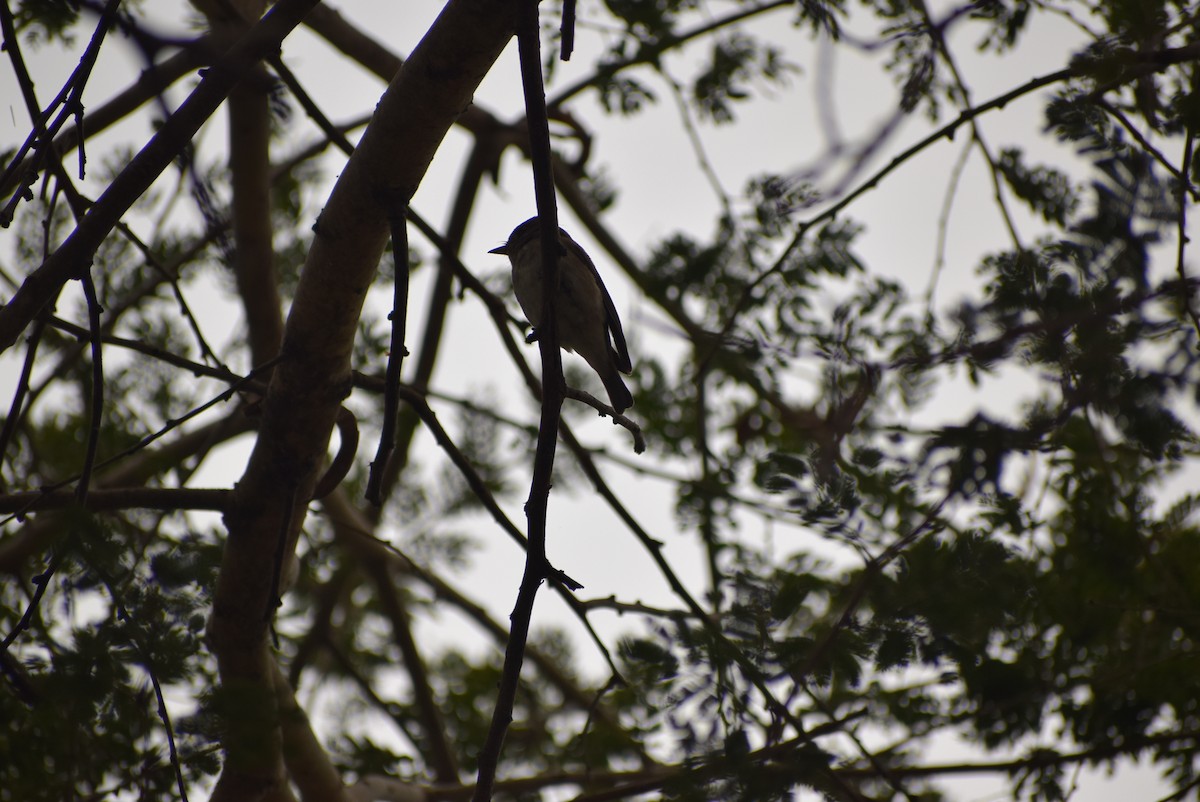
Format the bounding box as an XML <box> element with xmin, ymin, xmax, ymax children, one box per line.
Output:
<box><xmin>924</xmin><ymin>135</ymin><xmax>973</xmax><ymax>312</ymax></box>
<box><xmin>916</xmin><ymin>0</ymin><xmax>1024</xmax><ymax>252</ymax></box>
<box><xmin>0</xmin><ymin>355</ymin><xmax>281</xmax><ymax>528</ymax></box>
<box><xmin>545</xmin><ymin>1</ymin><xmax>791</xmax><ymax>109</ymax></box>
<box><xmin>265</xmin><ymin>483</ymin><xmax>300</xmax><ymax>622</ymax></box>
<box><xmin>0</xmin><ymin>316</ymin><xmax>47</xmax><ymax>490</ymax></box>
<box><xmin>366</xmin><ymin>206</ymin><xmax>410</xmax><ymax>505</ymax></box>
<box><xmin>711</xmin><ymin>65</ymin><xmax>1080</xmax><ymax>362</ymax></box>
<box><xmin>556</xmin><ymin>423</ymin><xmax>812</xmax><ymax>739</ymax></box>
<box><xmin>0</xmin><ymin>0</ymin><xmax>323</xmax><ymax>354</ymax></box>
<box><xmin>0</xmin><ymin>0</ymin><xmax>124</xmax><ymax>224</ymax></box>
<box><xmin>0</xmin><ymin>548</ymin><xmax>65</xmax><ymax>650</ymax></box>
<box><xmin>75</xmin><ymin>274</ymin><xmax>104</xmax><ymax>505</ymax></box>
<box><xmin>1095</xmin><ymin>98</ymin><xmax>1196</xmax><ymax>196</ymax></box>
<box><xmin>83</xmin><ymin>554</ymin><xmax>192</xmax><ymax>802</ymax></box>
<box><xmin>792</xmin><ymin>495</ymin><xmax>950</xmax><ymax>683</ymax></box>
<box><xmin>362</xmin><ymin>555</ymin><xmax>460</xmax><ymax>782</ymax></box>
<box><xmin>1174</xmin><ymin>129</ymin><xmax>1200</xmax><ymax>337</ymax></box>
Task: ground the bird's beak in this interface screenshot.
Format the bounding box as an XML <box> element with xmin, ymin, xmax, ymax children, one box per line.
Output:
<box><xmin>488</xmin><ymin>244</ymin><xmax>508</xmax><ymax>255</ymax></box>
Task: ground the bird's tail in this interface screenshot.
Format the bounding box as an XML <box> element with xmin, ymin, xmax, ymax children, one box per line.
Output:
<box><xmin>600</xmin><ymin>363</ymin><xmax>633</xmax><ymax>414</ymax></box>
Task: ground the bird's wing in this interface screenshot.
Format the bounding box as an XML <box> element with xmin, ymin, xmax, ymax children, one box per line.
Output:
<box><xmin>568</xmin><ymin>230</ymin><xmax>632</xmax><ymax>374</ymax></box>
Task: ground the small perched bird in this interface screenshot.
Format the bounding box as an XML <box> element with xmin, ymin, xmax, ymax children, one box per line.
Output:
<box><xmin>490</xmin><ymin>217</ymin><xmax>633</xmax><ymax>413</ymax></box>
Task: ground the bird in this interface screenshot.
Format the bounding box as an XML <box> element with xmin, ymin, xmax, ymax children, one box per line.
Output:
<box><xmin>490</xmin><ymin>216</ymin><xmax>633</xmax><ymax>413</ymax></box>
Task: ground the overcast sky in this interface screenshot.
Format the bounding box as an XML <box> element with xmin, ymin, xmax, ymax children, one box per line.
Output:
<box><xmin>1</xmin><ymin>3</ymin><xmax>1192</xmax><ymax>799</ymax></box>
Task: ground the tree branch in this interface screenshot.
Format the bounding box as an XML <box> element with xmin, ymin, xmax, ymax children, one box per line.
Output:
<box><xmin>209</xmin><ymin>1</ymin><xmax>515</xmax><ymax>796</ymax></box>
<box><xmin>0</xmin><ymin>0</ymin><xmax>323</xmax><ymax>354</ymax></box>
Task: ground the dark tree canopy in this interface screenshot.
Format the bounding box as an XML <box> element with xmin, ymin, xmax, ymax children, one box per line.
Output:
<box><xmin>1</xmin><ymin>1</ymin><xmax>1199</xmax><ymax>801</ymax></box>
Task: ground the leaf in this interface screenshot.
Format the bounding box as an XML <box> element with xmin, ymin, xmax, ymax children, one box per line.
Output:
<box><xmin>997</xmin><ymin>148</ymin><xmax>1079</xmax><ymax>225</ymax></box>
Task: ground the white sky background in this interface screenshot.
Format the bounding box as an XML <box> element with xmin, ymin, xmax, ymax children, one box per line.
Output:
<box><xmin>0</xmin><ymin>1</ymin><xmax>1194</xmax><ymax>799</ymax></box>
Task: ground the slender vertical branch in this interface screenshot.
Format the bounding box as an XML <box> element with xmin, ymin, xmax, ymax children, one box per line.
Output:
<box><xmin>1175</xmin><ymin>129</ymin><xmax>1199</xmax><ymax>337</ymax></box>
<box><xmin>366</xmin><ymin>207</ymin><xmax>411</xmax><ymax>505</ymax></box>
<box><xmin>224</xmin><ymin>0</ymin><xmax>285</xmax><ymax>368</ymax></box>
<box><xmin>472</xmin><ymin>0</ymin><xmax>566</xmax><ymax>797</ymax></box>
<box><xmin>369</xmin><ymin>139</ymin><xmax>498</xmax><ymax>511</ymax></box>
<box><xmin>76</xmin><ymin>274</ymin><xmax>104</xmax><ymax>505</ymax></box>
<box><xmin>0</xmin><ymin>317</ymin><xmax>47</xmax><ymax>490</ymax></box>
<box><xmin>363</xmin><ymin>556</ymin><xmax>461</xmax><ymax>782</ymax></box>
